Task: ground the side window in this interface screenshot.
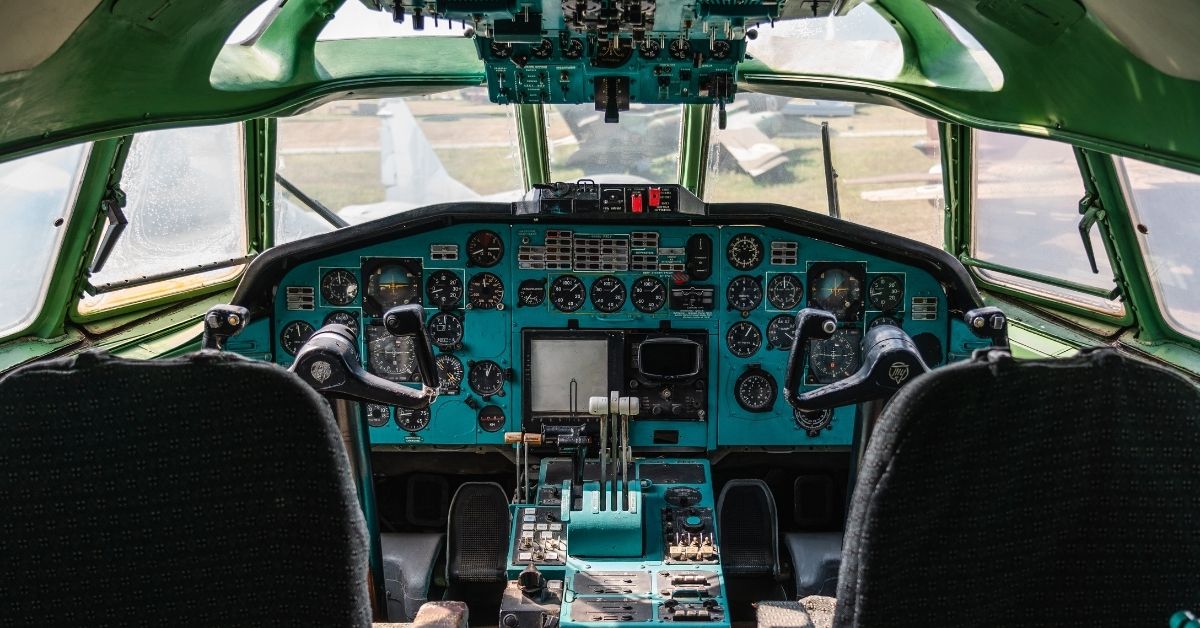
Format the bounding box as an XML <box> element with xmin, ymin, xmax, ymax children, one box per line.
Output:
<box><xmin>79</xmin><ymin>124</ymin><xmax>247</xmax><ymax>314</ymax></box>
<box><xmin>273</xmin><ymin>89</ymin><xmax>523</xmax><ymax>244</ymax></box>
<box><xmin>971</xmin><ymin>130</ymin><xmax>1123</xmax><ymax>316</ymax></box>
<box><xmin>704</xmin><ymin>95</ymin><xmax>945</xmax><ymax>248</ymax></box>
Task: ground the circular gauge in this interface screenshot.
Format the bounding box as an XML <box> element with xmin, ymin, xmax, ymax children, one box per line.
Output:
<box><xmin>365</xmin><ymin>325</ymin><xmax>417</xmax><ymax>381</ymax></box>
<box><xmin>478</xmin><ymin>405</ymin><xmax>506</xmax><ymax>432</ymax></box>
<box><xmin>870</xmin><ymin>315</ymin><xmax>901</xmax><ymax>329</ymax></box>
<box><xmin>639</xmin><ymin>39</ymin><xmax>660</xmax><ymax>59</ymax></box>
<box><xmin>795</xmin><ymin>408</ymin><xmax>833</xmax><ymax>437</ymax></box>
<box><xmin>734</xmin><ymin>368</ymin><xmax>777</xmax><ymax>412</ymax></box>
<box><xmin>467</xmin><ymin>272</ymin><xmax>505</xmax><ymax>310</ymax></box>
<box><xmin>323</xmin><ymin>310</ymin><xmax>360</xmax><ymax>336</ymax></box>
<box><xmin>320</xmin><ymin>269</ymin><xmax>359</xmax><ymax>306</ymax></box>
<box><xmin>725</xmin><ymin>321</ymin><xmax>762</xmax><ymax>357</ymax></box>
<box><xmin>589</xmin><ymin>275</ymin><xmax>626</xmax><ymax>313</ymax></box>
<box><xmin>365</xmin><ymin>403</ymin><xmax>391</xmax><ymax>427</ymax></box>
<box><xmin>808</xmin><ymin>267</ymin><xmax>864</xmax><ymax>320</ymax></box>
<box><xmin>631</xmin><ymin>276</ymin><xmax>667</xmax><ymax>313</ymax></box>
<box><xmin>766</xmin><ymin>314</ymin><xmax>797</xmax><ymax>350</ymax></box>
<box><xmin>549</xmin><ymin>275</ymin><xmax>587</xmax><ymax>312</ymax></box>
<box><xmin>726</xmin><ymin>234</ymin><xmax>764</xmax><ymax>271</ymax></box>
<box><xmin>436</xmin><ymin>354</ymin><xmax>464</xmax><ymax>393</ymax></box>
<box><xmin>531</xmin><ymin>38</ymin><xmax>553</xmax><ymax>58</ymax></box>
<box><xmin>365</xmin><ymin>262</ymin><xmax>421</xmax><ymax>313</ymax></box>
<box><xmin>517</xmin><ymin>279</ymin><xmax>546</xmax><ymax>307</ymax></box>
<box><xmin>490</xmin><ymin>41</ymin><xmax>512</xmax><ymax>58</ymax></box>
<box><xmin>669</xmin><ymin>38</ymin><xmax>691</xmax><ymax>60</ymax></box>
<box><xmin>395</xmin><ymin>407</ymin><xmax>431</xmax><ymax>432</ymax></box>
<box><xmin>726</xmin><ymin>275</ymin><xmax>762</xmax><ymax>312</ymax></box>
<box><xmin>809</xmin><ymin>328</ymin><xmax>862</xmax><ymax>384</ymax></box>
<box><xmin>710</xmin><ymin>40</ymin><xmax>731</xmax><ymax>60</ymax></box>
<box><xmin>466</xmin><ymin>230</ymin><xmax>504</xmax><ymax>267</ymax></box>
<box><xmin>767</xmin><ymin>274</ymin><xmax>803</xmax><ymax>310</ymax></box>
<box><xmin>664</xmin><ymin>486</ymin><xmax>703</xmax><ymax>507</ymax></box>
<box><xmin>562</xmin><ymin>39</ymin><xmax>584</xmax><ymax>59</ymax></box>
<box><xmin>468</xmin><ymin>360</ymin><xmax>505</xmax><ymax>396</ymax></box>
<box><xmin>428</xmin><ymin>312</ymin><xmax>464</xmax><ymax>350</ymax></box>
<box><xmin>868</xmin><ymin>274</ymin><xmax>904</xmax><ymax>311</ymax></box>
<box><xmin>425</xmin><ymin>270</ymin><xmax>464</xmax><ymax>308</ymax></box>
<box><xmin>279</xmin><ymin>321</ymin><xmax>314</xmax><ymax>356</ymax></box>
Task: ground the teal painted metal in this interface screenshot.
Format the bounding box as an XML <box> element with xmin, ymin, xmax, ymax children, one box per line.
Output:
<box><xmin>348</xmin><ymin>405</ymin><xmax>389</xmax><ymax>617</ymax></box>
<box><xmin>566</xmin><ymin>484</ymin><xmax>644</xmax><ymax>557</ymax></box>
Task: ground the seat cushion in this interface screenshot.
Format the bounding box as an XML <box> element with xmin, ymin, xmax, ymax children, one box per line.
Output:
<box><xmin>382</xmin><ymin>533</ymin><xmax>446</xmax><ymax>621</ymax></box>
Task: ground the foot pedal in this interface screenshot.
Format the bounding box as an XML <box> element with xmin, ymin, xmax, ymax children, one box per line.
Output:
<box><xmin>447</xmin><ymin>482</ymin><xmax>510</xmax><ymax>586</ymax></box>
<box><xmin>717</xmin><ymin>479</ymin><xmax>780</xmax><ymax>576</ymax></box>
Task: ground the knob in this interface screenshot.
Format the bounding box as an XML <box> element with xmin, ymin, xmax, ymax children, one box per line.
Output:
<box><xmin>683</xmin><ymin>515</ymin><xmax>704</xmax><ymax>532</ymax></box>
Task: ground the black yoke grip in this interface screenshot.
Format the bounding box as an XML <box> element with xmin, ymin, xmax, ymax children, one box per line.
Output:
<box><xmin>784</xmin><ymin>308</ymin><xmax>838</xmax><ymax>409</ymax></box>
<box><xmin>289</xmin><ymin>324</ymin><xmax>436</xmax><ymax>409</ymax></box>
<box><xmin>382</xmin><ymin>304</ymin><xmax>441</xmax><ymax>392</ymax></box>
<box><xmin>791</xmin><ymin>325</ymin><xmax>929</xmax><ymax>411</ymax></box>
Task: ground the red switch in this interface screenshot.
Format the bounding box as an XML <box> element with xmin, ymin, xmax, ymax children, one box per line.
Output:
<box><xmin>648</xmin><ymin>187</ymin><xmax>661</xmax><ymax>208</ymax></box>
<box><xmin>631</xmin><ymin>193</ymin><xmax>644</xmax><ymax>213</ymax></box>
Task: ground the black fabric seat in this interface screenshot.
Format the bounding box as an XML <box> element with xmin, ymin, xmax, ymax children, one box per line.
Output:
<box><xmin>0</xmin><ymin>350</ymin><xmax>370</xmax><ymax>627</ymax></box>
<box><xmin>444</xmin><ymin>481</ymin><xmax>510</xmax><ymax>617</ymax></box>
<box><xmin>834</xmin><ymin>348</ymin><xmax>1200</xmax><ymax>627</ymax></box>
<box><xmin>717</xmin><ymin>479</ymin><xmax>780</xmax><ymax>577</ymax></box>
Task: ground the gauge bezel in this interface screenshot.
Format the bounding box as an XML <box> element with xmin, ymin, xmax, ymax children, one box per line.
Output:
<box><xmin>364</xmin><ymin>403</ymin><xmax>391</xmax><ymax>427</ymax></box>
<box><xmin>867</xmin><ymin>273</ymin><xmax>905</xmax><ymax>312</ymax></box>
<box><xmin>766</xmin><ymin>313</ymin><xmax>797</xmax><ymax>350</ymax></box>
<box><xmin>517</xmin><ymin>278</ymin><xmax>547</xmax><ymax>307</ymax></box>
<box><xmin>425</xmin><ymin>269</ymin><xmax>464</xmax><ymax>308</ymax></box>
<box><xmin>477</xmin><ymin>405</ymin><xmax>506</xmax><ymax>432</ymax></box>
<box><xmin>468</xmin><ymin>359</ymin><xmax>505</xmax><ymax>396</ymax></box>
<box><xmin>322</xmin><ymin>310</ymin><xmax>360</xmax><ymax>336</ymax></box>
<box><xmin>589</xmin><ymin>275</ymin><xmax>627</xmax><ymax>313</ymax></box>
<box><xmin>428</xmin><ymin>311</ymin><xmax>464</xmax><ymax>350</ymax></box>
<box><xmin>435</xmin><ymin>354</ymin><xmax>464</xmax><ymax>394</ymax></box>
<box><xmin>466</xmin><ymin>229</ymin><xmax>504</xmax><ymax>267</ymax></box>
<box><xmin>767</xmin><ymin>273</ymin><xmax>804</xmax><ymax>310</ymax></box>
<box><xmin>725</xmin><ymin>321</ymin><xmax>762</xmax><ymax>357</ymax></box>
<box><xmin>726</xmin><ymin>275</ymin><xmax>763</xmax><ymax>312</ymax></box>
<box><xmin>806</xmin><ymin>262</ymin><xmax>866</xmax><ymax>322</ymax></box>
<box><xmin>319</xmin><ymin>268</ymin><xmax>359</xmax><ymax>306</ymax></box>
<box><xmin>630</xmin><ymin>276</ymin><xmax>667</xmax><ymax>313</ymax></box>
<box><xmin>807</xmin><ymin>327</ymin><xmax>863</xmax><ymax>384</ymax></box>
<box><xmin>734</xmin><ymin>368</ymin><xmax>777</xmax><ymax>413</ymax></box>
<box><xmin>467</xmin><ymin>272</ymin><xmax>505</xmax><ymax>310</ymax></box>
<box><xmin>726</xmin><ymin>233</ymin><xmax>764</xmax><ymax>271</ymax></box>
<box><xmin>395</xmin><ymin>407</ymin><xmax>431</xmax><ymax>432</ymax></box>
<box><xmin>279</xmin><ymin>320</ymin><xmax>315</xmax><ymax>356</ymax></box>
<box><xmin>365</xmin><ymin>323</ymin><xmax>419</xmax><ymax>382</ymax></box>
<box><xmin>549</xmin><ymin>275</ymin><xmax>587</xmax><ymax>312</ymax></box>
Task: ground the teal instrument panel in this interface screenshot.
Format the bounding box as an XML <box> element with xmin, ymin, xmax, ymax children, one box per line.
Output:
<box><xmin>261</xmin><ymin>220</ymin><xmax>974</xmax><ymax>449</ymax></box>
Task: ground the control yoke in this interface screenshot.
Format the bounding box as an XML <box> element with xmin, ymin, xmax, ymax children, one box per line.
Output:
<box><xmin>784</xmin><ymin>307</ymin><xmax>929</xmax><ymax>411</ymax></box>
<box><xmin>289</xmin><ymin>304</ymin><xmax>440</xmax><ymax>409</ymax></box>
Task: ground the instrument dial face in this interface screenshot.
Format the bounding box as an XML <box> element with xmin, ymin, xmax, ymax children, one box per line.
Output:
<box><xmin>795</xmin><ymin>408</ymin><xmax>833</xmax><ymax>437</ymax></box>
<box><xmin>468</xmin><ymin>360</ymin><xmax>505</xmax><ymax>397</ymax></box>
<box><xmin>639</xmin><ymin>39</ymin><xmax>660</xmax><ymax>59</ymax></box>
<box><xmin>517</xmin><ymin>279</ymin><xmax>546</xmax><ymax>307</ymax></box>
<box><xmin>323</xmin><ymin>311</ymin><xmax>359</xmax><ymax>336</ymax></box>
<box><xmin>365</xmin><ymin>325</ymin><xmax>417</xmax><ymax>382</ymax></box>
<box><xmin>669</xmin><ymin>38</ymin><xmax>691</xmax><ymax>60</ymax></box>
<box><xmin>767</xmin><ymin>273</ymin><xmax>803</xmax><ymax>310</ymax></box>
<box><xmin>365</xmin><ymin>262</ymin><xmax>421</xmax><ymax>313</ymax></box>
<box><xmin>734</xmin><ymin>369</ymin><xmax>777</xmax><ymax>412</ymax></box>
<box><xmin>809</xmin><ymin>328</ymin><xmax>862</xmax><ymax>384</ymax></box>
<box><xmin>725</xmin><ymin>321</ymin><xmax>762</xmax><ymax>357</ymax></box>
<box><xmin>467</xmin><ymin>272</ymin><xmax>505</xmax><ymax>310</ymax></box>
<box><xmin>549</xmin><ymin>275</ymin><xmax>586</xmax><ymax>312</ymax></box>
<box><xmin>395</xmin><ymin>407</ymin><xmax>431</xmax><ymax>432</ymax></box>
<box><xmin>726</xmin><ymin>234</ymin><xmax>764</xmax><ymax>270</ymax></box>
<box><xmin>710</xmin><ymin>40</ymin><xmax>731</xmax><ymax>60</ymax></box>
<box><xmin>365</xmin><ymin>403</ymin><xmax>391</xmax><ymax>427</ymax></box>
<box><xmin>589</xmin><ymin>275</ymin><xmax>626</xmax><ymax>313</ymax></box>
<box><xmin>631</xmin><ymin>276</ymin><xmax>667</xmax><ymax>313</ymax></box>
<box><xmin>867</xmin><ymin>274</ymin><xmax>904</xmax><ymax>311</ymax></box>
<box><xmin>425</xmin><ymin>270</ymin><xmax>463</xmax><ymax>308</ymax></box>
<box><xmin>531</xmin><ymin>38</ymin><xmax>554</xmax><ymax>58</ymax></box>
<box><xmin>435</xmin><ymin>354</ymin><xmax>464</xmax><ymax>394</ymax></box>
<box><xmin>428</xmin><ymin>312</ymin><xmax>464</xmax><ymax>350</ymax></box>
<box><xmin>808</xmin><ymin>266</ymin><xmax>864</xmax><ymax>321</ymax></box>
<box><xmin>562</xmin><ymin>39</ymin><xmax>584</xmax><ymax>59</ymax></box>
<box><xmin>478</xmin><ymin>405</ymin><xmax>506</xmax><ymax>432</ymax></box>
<box><xmin>490</xmin><ymin>41</ymin><xmax>512</xmax><ymax>58</ymax></box>
<box><xmin>726</xmin><ymin>275</ymin><xmax>763</xmax><ymax>312</ymax></box>
<box><xmin>320</xmin><ymin>269</ymin><xmax>359</xmax><ymax>306</ymax></box>
<box><xmin>870</xmin><ymin>315</ymin><xmax>901</xmax><ymax>329</ymax></box>
<box><xmin>766</xmin><ymin>314</ymin><xmax>797</xmax><ymax>350</ymax></box>
<box><xmin>466</xmin><ymin>230</ymin><xmax>504</xmax><ymax>267</ymax></box>
<box><xmin>279</xmin><ymin>321</ymin><xmax>314</xmax><ymax>356</ymax></box>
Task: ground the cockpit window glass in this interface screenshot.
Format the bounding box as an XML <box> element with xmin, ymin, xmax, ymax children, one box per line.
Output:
<box><xmin>317</xmin><ymin>0</ymin><xmax>461</xmax><ymax>40</ymax></box>
<box><xmin>0</xmin><ymin>144</ymin><xmax>89</xmax><ymax>338</ymax></box>
<box><xmin>274</xmin><ymin>88</ymin><xmax>523</xmax><ymax>244</ymax></box>
<box><xmin>546</xmin><ymin>104</ymin><xmax>681</xmax><ymax>183</ymax></box>
<box><xmin>704</xmin><ymin>95</ymin><xmax>944</xmax><ymax>247</ymax></box>
<box><xmin>971</xmin><ymin>130</ymin><xmax>1124</xmax><ymax>315</ymax></box>
<box><xmin>79</xmin><ymin>124</ymin><xmax>247</xmax><ymax>314</ymax></box>
<box><xmin>747</xmin><ymin>4</ymin><xmax>904</xmax><ymax>81</ymax></box>
<box><xmin>1115</xmin><ymin>157</ymin><xmax>1200</xmax><ymax>338</ymax></box>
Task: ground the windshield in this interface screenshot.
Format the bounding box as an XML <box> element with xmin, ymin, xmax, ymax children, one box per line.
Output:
<box><xmin>0</xmin><ymin>144</ymin><xmax>89</xmax><ymax>338</ymax></box>
<box><xmin>274</xmin><ymin>89</ymin><xmax>524</xmax><ymax>244</ymax></box>
<box><xmin>1117</xmin><ymin>157</ymin><xmax>1200</xmax><ymax>338</ymax></box>
<box><xmin>546</xmin><ymin>104</ymin><xmax>681</xmax><ymax>183</ymax></box>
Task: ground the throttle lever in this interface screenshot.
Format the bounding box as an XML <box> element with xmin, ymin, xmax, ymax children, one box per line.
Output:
<box><xmin>784</xmin><ymin>308</ymin><xmax>838</xmax><ymax>409</ymax></box>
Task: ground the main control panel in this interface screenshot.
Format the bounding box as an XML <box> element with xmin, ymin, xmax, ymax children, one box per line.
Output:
<box><xmin>235</xmin><ymin>185</ymin><xmax>987</xmax><ymax>449</ymax></box>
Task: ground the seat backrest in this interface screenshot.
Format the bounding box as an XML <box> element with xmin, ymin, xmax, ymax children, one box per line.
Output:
<box><xmin>446</xmin><ymin>482</ymin><xmax>510</xmax><ymax>585</ymax></box>
<box><xmin>835</xmin><ymin>348</ymin><xmax>1200</xmax><ymax>627</ymax></box>
<box><xmin>0</xmin><ymin>350</ymin><xmax>370</xmax><ymax>627</ymax></box>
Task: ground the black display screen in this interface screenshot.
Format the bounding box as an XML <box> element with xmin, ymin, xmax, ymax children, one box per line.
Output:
<box><xmin>638</xmin><ymin>338</ymin><xmax>703</xmax><ymax>380</ymax></box>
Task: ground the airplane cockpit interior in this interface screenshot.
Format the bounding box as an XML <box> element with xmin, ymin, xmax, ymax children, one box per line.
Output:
<box><xmin>1</xmin><ymin>1</ymin><xmax>1199</xmax><ymax>627</ymax></box>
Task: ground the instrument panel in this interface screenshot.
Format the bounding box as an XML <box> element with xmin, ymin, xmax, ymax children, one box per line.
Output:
<box><xmin>236</xmin><ymin>194</ymin><xmax>985</xmax><ymax>450</ymax></box>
